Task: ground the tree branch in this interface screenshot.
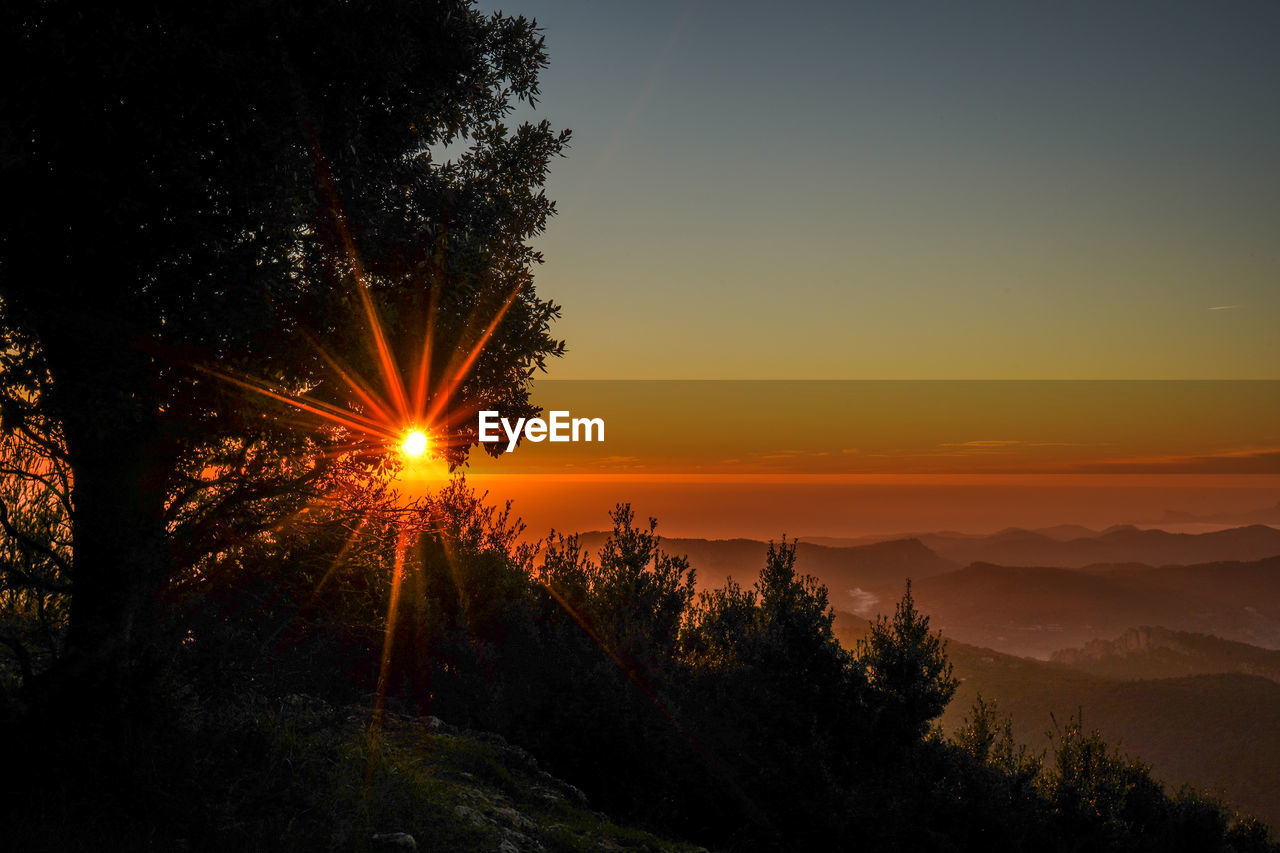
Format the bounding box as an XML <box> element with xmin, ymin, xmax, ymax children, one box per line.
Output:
<box><xmin>0</xmin><ymin>494</ymin><xmax>74</xmax><ymax>580</ymax></box>
<box><xmin>0</xmin><ymin>556</ymin><xmax>72</xmax><ymax>594</ymax></box>
<box><xmin>164</xmin><ymin>441</ymin><xmax>254</xmax><ymax>524</ymax></box>
<box><xmin>0</xmin><ymin>464</ymin><xmax>73</xmax><ymax>518</ymax></box>
<box><xmin>170</xmin><ymin>461</ymin><xmax>331</xmax><ymax>568</ymax></box>
<box><xmin>13</xmin><ymin>418</ymin><xmax>70</xmax><ymax>466</ymax></box>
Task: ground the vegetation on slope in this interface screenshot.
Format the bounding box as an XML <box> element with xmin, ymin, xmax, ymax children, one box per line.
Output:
<box><xmin>2</xmin><ymin>692</ymin><xmax>704</xmax><ymax>853</ymax></box>
<box><xmin>836</xmin><ymin>613</ymin><xmax>1280</xmax><ymax>828</ymax></box>
<box><xmin>1051</xmin><ymin>627</ymin><xmax>1280</xmax><ymax>683</ymax></box>
<box><xmin>4</xmin><ymin>485</ymin><xmax>1276</xmax><ymax>850</ymax></box>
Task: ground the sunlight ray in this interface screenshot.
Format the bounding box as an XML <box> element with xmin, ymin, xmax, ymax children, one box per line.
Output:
<box><xmin>370</xmin><ymin>525</ymin><xmax>411</xmax><ymax>732</ymax></box>
<box><xmin>301</xmin><ymin>330</ymin><xmax>399</xmax><ymax>426</ymax></box>
<box><xmin>424</xmin><ymin>283</ymin><xmax>523</xmax><ymax>426</ymax></box>
<box><xmin>411</xmin><ymin>277</ymin><xmax>441</xmax><ymax>421</ymax></box>
<box><xmin>353</xmin><ymin>283</ymin><xmax>413</xmax><ymax>423</ymax></box>
<box><xmin>308</xmin><ymin>131</ymin><xmax>412</xmax><ymax>423</ymax></box>
<box><xmin>308</xmin><ymin>512</ymin><xmax>371</xmax><ymax>604</ymax></box>
<box><xmin>197</xmin><ymin>365</ymin><xmax>396</xmax><ymax>442</ymax></box>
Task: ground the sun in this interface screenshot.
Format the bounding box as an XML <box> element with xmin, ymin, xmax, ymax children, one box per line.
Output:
<box><xmin>400</xmin><ymin>428</ymin><xmax>429</xmax><ymax>459</ymax></box>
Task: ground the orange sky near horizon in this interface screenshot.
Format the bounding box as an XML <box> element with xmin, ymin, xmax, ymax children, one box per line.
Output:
<box><xmin>394</xmin><ymin>381</ymin><xmax>1280</xmax><ymax>539</ymax></box>
<box><xmin>397</xmin><ymin>472</ymin><xmax>1280</xmax><ymax>541</ymax></box>
<box><xmin>426</xmin><ymin>380</ymin><xmax>1280</xmax><ymax>476</ymax></box>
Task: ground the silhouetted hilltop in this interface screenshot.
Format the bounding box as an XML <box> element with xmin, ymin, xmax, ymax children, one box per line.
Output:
<box><xmin>799</xmin><ymin>523</ymin><xmax>1102</xmax><ymax>549</ymax></box>
<box><xmin>573</xmin><ymin>532</ymin><xmax>957</xmax><ymax>599</ymax></box>
<box><xmin>1145</xmin><ymin>501</ymin><xmax>1280</xmax><ymax>528</ymax></box>
<box><xmin>1081</xmin><ymin>556</ymin><xmax>1280</xmax><ymax>620</ymax></box>
<box><xmin>572</xmin><ymin>531</ymin><xmax>1280</xmax><ymax>655</ymax></box>
<box><xmin>921</xmin><ymin>523</ymin><xmax>1280</xmax><ymax>568</ymax></box>
<box><xmin>1031</xmin><ymin>523</ymin><xmax>1106</xmax><ymax>540</ymax></box>
<box><xmin>910</xmin><ymin>555</ymin><xmax>1280</xmax><ymax>657</ymax></box>
<box><xmin>797</xmin><ymin>523</ymin><xmax>1280</xmax><ymax>566</ymax></box>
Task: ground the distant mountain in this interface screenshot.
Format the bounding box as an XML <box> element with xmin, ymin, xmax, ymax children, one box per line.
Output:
<box><xmin>573</xmin><ymin>533</ymin><xmax>956</xmax><ymax>609</ymax></box>
<box><xmin>799</xmin><ymin>525</ymin><xmax>1103</xmax><ymax>549</ymax></box>
<box><xmin>805</xmin><ymin>523</ymin><xmax>1280</xmax><ymax>566</ymax></box>
<box><xmin>1029</xmin><ymin>523</ymin><xmax>1104</xmax><ymax>541</ymax></box>
<box><xmin>833</xmin><ymin>613</ymin><xmax>1280</xmax><ymax>828</ymax></box>
<box><xmin>1081</xmin><ymin>557</ymin><xmax>1280</xmax><ymax>621</ymax></box>
<box><xmin>920</xmin><ymin>524</ymin><xmax>1280</xmax><ymax>569</ymax></box>
<box><xmin>571</xmin><ymin>530</ymin><xmax>1280</xmax><ymax>647</ymax></box>
<box><xmin>798</xmin><ymin>531</ymin><xmax>982</xmax><ymax>549</ymax></box>
<box><xmin>910</xmin><ymin>555</ymin><xmax>1280</xmax><ymax>658</ymax></box>
<box><xmin>1146</xmin><ymin>500</ymin><xmax>1280</xmax><ymax>529</ymax></box>
<box><xmin>1050</xmin><ymin>626</ymin><xmax>1280</xmax><ymax>682</ymax></box>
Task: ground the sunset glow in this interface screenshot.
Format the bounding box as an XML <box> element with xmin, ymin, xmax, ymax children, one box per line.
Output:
<box><xmin>195</xmin><ymin>139</ymin><xmax>525</xmax><ymax>477</ymax></box>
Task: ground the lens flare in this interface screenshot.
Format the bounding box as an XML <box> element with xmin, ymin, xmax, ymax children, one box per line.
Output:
<box><xmin>401</xmin><ymin>429</ymin><xmax>428</xmax><ymax>459</ymax></box>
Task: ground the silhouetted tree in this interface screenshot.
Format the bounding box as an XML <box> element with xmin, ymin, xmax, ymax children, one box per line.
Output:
<box><xmin>0</xmin><ymin>2</ymin><xmax>567</xmax><ymax>720</ymax></box>
<box><xmin>857</xmin><ymin>579</ymin><xmax>957</xmax><ymax>744</ymax></box>
<box><xmin>1040</xmin><ymin>710</ymin><xmax>1161</xmax><ymax>848</ymax></box>
<box><xmin>591</xmin><ymin>504</ymin><xmax>696</xmax><ymax>676</ymax></box>
<box><xmin>955</xmin><ymin>693</ymin><xmax>1041</xmax><ymax>783</ymax></box>
<box><xmin>0</xmin><ymin>430</ymin><xmax>71</xmax><ymax>698</ymax></box>
<box><xmin>172</xmin><ymin>491</ymin><xmax>1279</xmax><ymax>852</ymax></box>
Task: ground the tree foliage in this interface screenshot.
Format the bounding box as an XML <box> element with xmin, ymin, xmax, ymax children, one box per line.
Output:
<box><xmin>0</xmin><ymin>1</ymin><xmax>568</xmax><ymax>714</ymax></box>
<box><xmin>857</xmin><ymin>578</ymin><xmax>958</xmax><ymax>744</ymax></box>
<box><xmin>5</xmin><ymin>477</ymin><xmax>1270</xmax><ymax>851</ymax></box>
<box><xmin>171</xmin><ymin>492</ymin><xmax>1276</xmax><ymax>851</ymax></box>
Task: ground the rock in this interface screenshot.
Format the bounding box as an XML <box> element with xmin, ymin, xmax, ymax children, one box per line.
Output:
<box><xmin>531</xmin><ymin>785</ymin><xmax>563</xmax><ymax>804</ymax></box>
<box><xmin>498</xmin><ymin>826</ymin><xmax>543</xmax><ymax>852</ymax></box>
<box><xmin>371</xmin><ymin>832</ymin><xmax>418</xmax><ymax>850</ymax></box>
<box><xmin>535</xmin><ymin>770</ymin><xmax>587</xmax><ymax>805</ymax></box>
<box><xmin>454</xmin><ymin>804</ymin><xmax>495</xmax><ymax>828</ymax></box>
<box><xmin>492</xmin><ymin>805</ymin><xmax>536</xmax><ymax>831</ymax></box>
<box><xmin>423</xmin><ymin>715</ymin><xmax>452</xmax><ymax>732</ymax></box>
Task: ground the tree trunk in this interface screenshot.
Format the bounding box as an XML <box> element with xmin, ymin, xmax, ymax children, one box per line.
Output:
<box><xmin>36</xmin><ymin>312</ymin><xmax>176</xmax><ymax>731</ymax></box>
<box><xmin>62</xmin><ymin>437</ymin><xmax>172</xmax><ymax>722</ymax></box>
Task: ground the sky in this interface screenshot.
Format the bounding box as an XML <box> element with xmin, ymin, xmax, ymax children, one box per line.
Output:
<box><xmin>484</xmin><ymin>0</ymin><xmax>1280</xmax><ymax>379</ymax></box>
<box><xmin>412</xmin><ymin>2</ymin><xmax>1280</xmax><ymax>536</ymax></box>
<box><xmin>452</xmin><ymin>380</ymin><xmax>1280</xmax><ymax>476</ymax></box>
<box><xmin>406</xmin><ymin>379</ymin><xmax>1280</xmax><ymax>536</ymax></box>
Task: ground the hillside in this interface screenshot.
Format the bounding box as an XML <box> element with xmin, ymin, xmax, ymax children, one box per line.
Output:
<box><xmin>920</xmin><ymin>524</ymin><xmax>1280</xmax><ymax>569</ymax></box>
<box><xmin>1050</xmin><ymin>626</ymin><xmax>1280</xmax><ymax>682</ymax></box>
<box><xmin>565</xmin><ymin>528</ymin><xmax>1280</xmax><ymax>830</ymax></box>
<box><xmin>834</xmin><ymin>612</ymin><xmax>1280</xmax><ymax>829</ymax></box>
<box><xmin>1083</xmin><ymin>557</ymin><xmax>1280</xmax><ymax>621</ymax></box>
<box><xmin>910</xmin><ymin>556</ymin><xmax>1280</xmax><ymax>658</ymax></box>
<box><xmin>573</xmin><ymin>530</ymin><xmax>1280</xmax><ymax>656</ymax></box>
<box><xmin>574</xmin><ymin>532</ymin><xmax>956</xmax><ymax>611</ymax></box>
<box><xmin>3</xmin><ymin>696</ymin><xmax>706</xmax><ymax>853</ymax></box>
<box><xmin>804</xmin><ymin>523</ymin><xmax>1280</xmax><ymax>567</ymax></box>
<box><xmin>1146</xmin><ymin>501</ymin><xmax>1280</xmax><ymax>529</ymax></box>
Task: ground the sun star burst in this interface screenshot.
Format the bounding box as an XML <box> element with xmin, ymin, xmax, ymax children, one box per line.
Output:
<box><xmin>400</xmin><ymin>428</ymin><xmax>428</xmax><ymax>459</ymax></box>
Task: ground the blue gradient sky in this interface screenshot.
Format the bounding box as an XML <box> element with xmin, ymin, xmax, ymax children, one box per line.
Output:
<box><xmin>487</xmin><ymin>1</ymin><xmax>1280</xmax><ymax>378</ymax></box>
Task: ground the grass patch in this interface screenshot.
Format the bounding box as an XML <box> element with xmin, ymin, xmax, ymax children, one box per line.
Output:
<box><xmin>1</xmin><ymin>694</ymin><xmax>705</xmax><ymax>853</ymax></box>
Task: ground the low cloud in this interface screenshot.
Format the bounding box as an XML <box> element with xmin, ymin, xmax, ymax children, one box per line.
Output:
<box><xmin>1073</xmin><ymin>448</ymin><xmax>1280</xmax><ymax>474</ymax></box>
<box><xmin>847</xmin><ymin>588</ymin><xmax>879</xmax><ymax>618</ymax></box>
<box><xmin>941</xmin><ymin>439</ymin><xmax>1024</xmax><ymax>448</ymax></box>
